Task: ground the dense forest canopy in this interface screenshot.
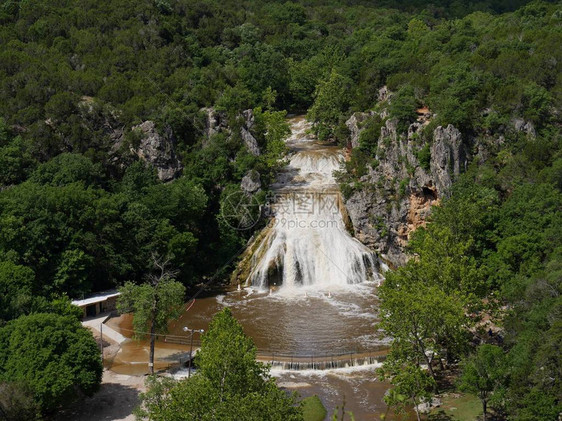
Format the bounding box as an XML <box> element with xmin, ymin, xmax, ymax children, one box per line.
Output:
<box><xmin>1</xmin><ymin>0</ymin><xmax>560</xmax><ymax>297</ymax></box>
<box><xmin>0</xmin><ymin>0</ymin><xmax>561</xmax><ymax>418</ymax></box>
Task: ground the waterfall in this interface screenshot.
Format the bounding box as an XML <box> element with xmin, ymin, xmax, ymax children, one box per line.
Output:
<box><xmin>246</xmin><ymin>117</ymin><xmax>381</xmax><ymax>291</ymax></box>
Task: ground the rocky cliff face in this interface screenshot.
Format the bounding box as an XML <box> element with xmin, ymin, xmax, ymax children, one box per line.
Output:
<box><xmin>109</xmin><ymin>120</ymin><xmax>183</xmax><ymax>182</ymax></box>
<box><xmin>343</xmin><ymin>111</ymin><xmax>469</xmax><ymax>267</ymax></box>
<box><xmin>131</xmin><ymin>121</ymin><xmax>183</xmax><ymax>182</ymax></box>
<box><xmin>201</xmin><ymin>107</ymin><xmax>261</xmax><ymax>156</ymax></box>
<box><xmin>77</xmin><ymin>98</ymin><xmax>183</xmax><ymax>182</ymax></box>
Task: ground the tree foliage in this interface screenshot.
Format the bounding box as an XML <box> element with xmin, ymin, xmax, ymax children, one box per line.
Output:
<box><xmin>378</xmin><ymin>282</ymin><xmax>469</xmax><ymax>383</ymax></box>
<box><xmin>135</xmin><ymin>308</ymin><xmax>302</xmax><ymax>420</ymax></box>
<box><xmin>308</xmin><ymin>70</ymin><xmax>350</xmax><ymax>141</ymax></box>
<box><xmin>0</xmin><ymin>0</ymin><xmax>561</xmax><ymax>418</ymax></box>
<box><xmin>0</xmin><ymin>313</ymin><xmax>102</xmax><ymax>415</ymax></box>
<box><xmin>117</xmin><ymin>256</ymin><xmax>186</xmax><ymax>374</ymax></box>
<box><xmin>458</xmin><ymin>344</ymin><xmax>507</xmax><ymax>421</ymax></box>
<box><xmin>380</xmin><ymin>362</ymin><xmax>436</xmax><ymax>421</ymax></box>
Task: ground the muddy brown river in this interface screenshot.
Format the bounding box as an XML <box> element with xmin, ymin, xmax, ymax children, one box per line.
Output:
<box><xmin>107</xmin><ymin>286</ymin><xmax>406</xmax><ymax>419</ymax></box>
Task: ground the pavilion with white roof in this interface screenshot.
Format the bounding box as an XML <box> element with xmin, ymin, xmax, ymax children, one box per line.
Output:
<box><xmin>71</xmin><ymin>289</ymin><xmax>121</xmax><ymax>319</ymax></box>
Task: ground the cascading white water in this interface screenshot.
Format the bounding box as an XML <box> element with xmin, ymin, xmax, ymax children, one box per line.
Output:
<box><xmin>247</xmin><ymin>117</ymin><xmax>381</xmax><ymax>290</ymax></box>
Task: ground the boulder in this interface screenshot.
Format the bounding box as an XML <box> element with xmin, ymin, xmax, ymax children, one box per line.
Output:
<box><xmin>241</xmin><ymin>170</ymin><xmax>262</xmax><ymax>194</ymax></box>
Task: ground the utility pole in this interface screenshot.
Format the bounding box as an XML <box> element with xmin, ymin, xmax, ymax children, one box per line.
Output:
<box><xmin>183</xmin><ymin>326</ymin><xmax>204</xmax><ymax>378</ymax></box>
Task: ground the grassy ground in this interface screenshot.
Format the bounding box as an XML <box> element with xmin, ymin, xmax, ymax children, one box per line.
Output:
<box><xmin>429</xmin><ymin>393</ymin><xmax>483</xmax><ymax>421</ymax></box>
<box><xmin>302</xmin><ymin>395</ymin><xmax>328</xmax><ymax>421</ymax></box>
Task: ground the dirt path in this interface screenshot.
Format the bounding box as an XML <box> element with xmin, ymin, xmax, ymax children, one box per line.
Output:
<box><xmin>56</xmin><ymin>370</ymin><xmax>146</xmax><ymax>421</ymax></box>
<box><xmin>55</xmin><ymin>322</ymin><xmax>147</xmax><ymax>420</ymax></box>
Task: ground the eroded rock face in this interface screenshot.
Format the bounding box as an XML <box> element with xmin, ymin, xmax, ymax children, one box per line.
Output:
<box><xmin>201</xmin><ymin>108</ymin><xmax>261</xmax><ymax>156</ymax></box>
<box><xmin>378</xmin><ymin>85</ymin><xmax>392</xmax><ymax>103</ymax></box>
<box><xmin>240</xmin><ymin>110</ymin><xmax>260</xmax><ymax>156</ymax></box>
<box><xmin>345</xmin><ymin>112</ymin><xmax>374</xmax><ymax>148</ymax></box>
<box><xmin>343</xmin><ymin>111</ymin><xmax>468</xmax><ymax>267</ymax></box>
<box><xmin>201</xmin><ymin>107</ymin><xmax>228</xmax><ymax>139</ymax></box>
<box><xmin>431</xmin><ymin>124</ymin><xmax>466</xmax><ymax>196</ymax></box>
<box><xmin>132</xmin><ymin>121</ymin><xmax>183</xmax><ymax>182</ymax></box>
<box><xmin>511</xmin><ymin>118</ymin><xmax>536</xmax><ymax>137</ymax></box>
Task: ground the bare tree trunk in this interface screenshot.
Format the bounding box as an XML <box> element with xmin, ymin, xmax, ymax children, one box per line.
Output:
<box><xmin>412</xmin><ymin>397</ymin><xmax>421</xmax><ymax>421</ymax></box>
<box><xmin>149</xmin><ymin>317</ymin><xmax>156</xmax><ymax>375</ymax></box>
<box><xmin>149</xmin><ymin>290</ymin><xmax>159</xmax><ymax>375</ymax></box>
<box><xmin>145</xmin><ymin>253</ymin><xmax>176</xmax><ymax>376</ymax></box>
<box><xmin>482</xmin><ymin>399</ymin><xmax>487</xmax><ymax>421</ymax></box>
<box><xmin>418</xmin><ymin>340</ymin><xmax>438</xmax><ymax>393</ymax></box>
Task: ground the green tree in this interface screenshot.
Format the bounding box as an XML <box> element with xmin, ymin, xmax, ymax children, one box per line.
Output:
<box><xmin>0</xmin><ymin>136</ymin><xmax>35</xmax><ymax>186</ymax></box>
<box><xmin>459</xmin><ymin>344</ymin><xmax>507</xmax><ymax>421</ymax></box>
<box><xmin>0</xmin><ymin>313</ymin><xmax>102</xmax><ymax>415</ymax></box>
<box><xmin>380</xmin><ymin>362</ymin><xmax>436</xmax><ymax>421</ymax></box>
<box><xmin>378</xmin><ymin>282</ymin><xmax>469</xmax><ymax>384</ymax></box>
<box><xmin>117</xmin><ymin>255</ymin><xmax>185</xmax><ymax>374</ymax></box>
<box><xmin>289</xmin><ymin>58</ymin><xmax>326</xmax><ymax>111</ymax></box>
<box><xmin>0</xmin><ymin>261</ymin><xmax>34</xmax><ymax>322</ymax></box>
<box><xmin>308</xmin><ymin>69</ymin><xmax>350</xmax><ymax>140</ymax></box>
<box><xmin>501</xmin><ymin>254</ymin><xmax>562</xmax><ymax>420</ymax></box>
<box><xmin>405</xmin><ymin>224</ymin><xmax>487</xmax><ymax>299</ymax></box>
<box><xmin>521</xmin><ymin>83</ymin><xmax>552</xmax><ymax>125</ymax></box>
<box><xmin>253</xmin><ymin>106</ymin><xmax>290</xmax><ymax>178</ymax></box>
<box><xmin>388</xmin><ymin>84</ymin><xmax>418</xmax><ymax>132</ymax></box>
<box><xmin>428</xmin><ymin>63</ymin><xmax>481</xmax><ymax>129</ymax></box>
<box><xmin>136</xmin><ymin>308</ymin><xmax>302</xmax><ymax>420</ymax></box>
<box><xmin>30</xmin><ymin>153</ymin><xmax>103</xmax><ymax>187</ymax></box>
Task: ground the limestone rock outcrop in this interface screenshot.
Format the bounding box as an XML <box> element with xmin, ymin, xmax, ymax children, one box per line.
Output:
<box><xmin>78</xmin><ymin>99</ymin><xmax>182</xmax><ymax>181</ymax></box>
<box><xmin>343</xmin><ymin>111</ymin><xmax>469</xmax><ymax>266</ymax></box>
<box><xmin>201</xmin><ymin>108</ymin><xmax>261</xmax><ymax>156</ymax></box>
<box><xmin>345</xmin><ymin>111</ymin><xmax>375</xmax><ymax>148</ymax></box>
<box><xmin>131</xmin><ymin>121</ymin><xmax>183</xmax><ymax>182</ymax></box>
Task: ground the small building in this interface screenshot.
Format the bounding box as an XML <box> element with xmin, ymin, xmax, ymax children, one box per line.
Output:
<box><xmin>71</xmin><ymin>290</ymin><xmax>121</xmax><ymax>319</ymax></box>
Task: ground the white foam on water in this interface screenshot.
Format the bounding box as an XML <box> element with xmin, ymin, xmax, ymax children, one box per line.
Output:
<box><xmin>215</xmin><ymin>294</ymin><xmax>227</xmax><ymax>307</ymax></box>
<box><xmin>276</xmin><ymin>381</ymin><xmax>312</xmax><ymax>388</ymax></box>
<box><xmin>270</xmin><ymin>361</ymin><xmax>383</xmax><ymax>377</ymax></box>
<box><xmin>230</xmin><ymin>282</ymin><xmax>378</xmax><ymax>320</ymax></box>
<box><xmin>285</xmin><ymin>117</ymin><xmax>315</xmax><ymax>144</ymax></box>
<box><xmin>171</xmin><ymin>368</ymin><xmax>199</xmax><ymax>380</ymax></box>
